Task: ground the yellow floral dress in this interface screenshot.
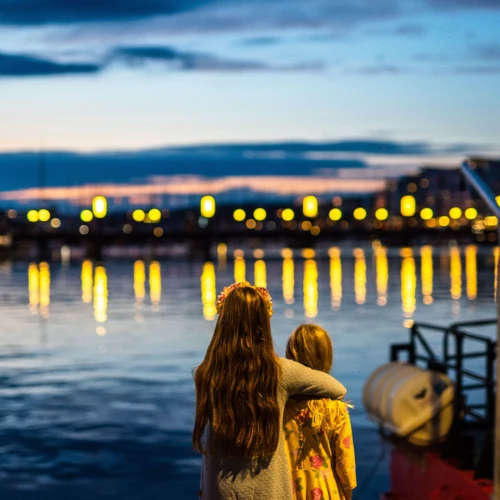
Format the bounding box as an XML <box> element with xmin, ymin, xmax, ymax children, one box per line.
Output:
<box><xmin>283</xmin><ymin>398</ymin><xmax>356</xmax><ymax>500</ymax></box>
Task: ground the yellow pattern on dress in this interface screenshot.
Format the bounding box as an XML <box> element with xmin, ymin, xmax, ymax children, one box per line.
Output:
<box><xmin>283</xmin><ymin>398</ymin><xmax>356</xmax><ymax>500</ymax></box>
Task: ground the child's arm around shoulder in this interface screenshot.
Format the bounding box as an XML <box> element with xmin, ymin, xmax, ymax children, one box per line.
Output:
<box><xmin>279</xmin><ymin>357</ymin><xmax>346</xmax><ymax>399</ymax></box>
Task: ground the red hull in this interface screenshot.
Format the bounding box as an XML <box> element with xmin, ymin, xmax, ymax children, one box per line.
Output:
<box><xmin>381</xmin><ymin>448</ymin><xmax>493</xmax><ymax>500</ymax></box>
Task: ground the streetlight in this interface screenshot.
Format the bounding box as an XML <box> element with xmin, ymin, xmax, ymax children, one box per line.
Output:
<box><xmin>375</xmin><ymin>208</ymin><xmax>389</xmax><ymax>221</ymax></box>
<box><xmin>303</xmin><ymin>196</ymin><xmax>318</xmax><ymax>218</ymax></box>
<box><xmin>200</xmin><ymin>196</ymin><xmax>216</xmax><ymax>218</ymax></box>
<box><xmin>282</xmin><ymin>208</ymin><xmax>295</xmax><ymax>222</ymax></box>
<box><xmin>353</xmin><ymin>208</ymin><xmax>367</xmax><ymax>221</ymax></box>
<box><xmin>81</xmin><ymin>210</ymin><xmax>94</xmax><ymax>223</ymax></box>
<box><xmin>92</xmin><ymin>196</ymin><xmax>107</xmax><ymax>219</ymax></box>
<box><xmin>27</xmin><ymin>210</ymin><xmax>39</xmax><ymax>222</ymax></box>
<box><xmin>38</xmin><ymin>209</ymin><xmax>51</xmax><ymax>222</ymax></box>
<box><xmin>132</xmin><ymin>209</ymin><xmax>145</xmax><ymax>222</ymax></box>
<box><xmin>401</xmin><ymin>195</ymin><xmax>416</xmax><ymax>217</ymax></box>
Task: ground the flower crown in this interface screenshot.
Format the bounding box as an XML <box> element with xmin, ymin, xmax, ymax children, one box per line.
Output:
<box><xmin>216</xmin><ymin>281</ymin><xmax>273</xmax><ymax>316</ymax></box>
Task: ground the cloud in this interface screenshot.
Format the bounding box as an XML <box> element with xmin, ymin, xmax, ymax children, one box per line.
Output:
<box><xmin>347</xmin><ymin>64</ymin><xmax>408</xmax><ymax>75</ymax></box>
<box><xmin>0</xmin><ymin>52</ymin><xmax>101</xmax><ymax>77</ymax></box>
<box><xmin>237</xmin><ymin>36</ymin><xmax>283</xmax><ymax>47</ymax></box>
<box><xmin>427</xmin><ymin>0</ymin><xmax>500</xmax><ymax>9</ymax></box>
<box><xmin>0</xmin><ymin>0</ymin><xmax>402</xmax><ymax>31</ymax></box>
<box><xmin>451</xmin><ymin>65</ymin><xmax>500</xmax><ymax>74</ymax></box>
<box><xmin>0</xmin><ymin>0</ymin><xmax>210</xmax><ymax>25</ymax></box>
<box><xmin>113</xmin><ymin>45</ymin><xmax>324</xmax><ymax>72</ymax></box>
<box><xmin>0</xmin><ymin>44</ymin><xmax>323</xmax><ymax>78</ymax></box>
<box><xmin>471</xmin><ymin>43</ymin><xmax>500</xmax><ymax>61</ymax></box>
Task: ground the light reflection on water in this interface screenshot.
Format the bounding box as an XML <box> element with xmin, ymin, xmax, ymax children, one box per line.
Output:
<box><xmin>0</xmin><ymin>245</ymin><xmax>497</xmax><ymax>498</ymax></box>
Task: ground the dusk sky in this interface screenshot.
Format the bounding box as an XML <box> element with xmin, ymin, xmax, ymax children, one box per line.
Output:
<box><xmin>1</xmin><ymin>0</ymin><xmax>500</xmax><ymax>157</ymax></box>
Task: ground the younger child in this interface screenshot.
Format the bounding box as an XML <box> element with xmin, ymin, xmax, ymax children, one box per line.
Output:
<box><xmin>283</xmin><ymin>324</ymin><xmax>356</xmax><ymax>500</ymax></box>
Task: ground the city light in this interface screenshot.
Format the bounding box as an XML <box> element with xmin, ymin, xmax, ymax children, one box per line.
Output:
<box><xmin>465</xmin><ymin>245</ymin><xmax>477</xmax><ymax>301</ymax></box>
<box><xmin>282</xmin><ymin>252</ymin><xmax>294</xmax><ymax>305</ymax></box>
<box><xmin>329</xmin><ymin>247</ymin><xmax>342</xmax><ymax>310</ymax></box>
<box><xmin>301</xmin><ymin>221</ymin><xmax>312</xmax><ymax>231</ymax></box>
<box><xmin>233</xmin><ymin>209</ymin><xmax>246</xmax><ymax>222</ymax></box>
<box><xmin>149</xmin><ymin>261</ymin><xmax>162</xmax><ymax>306</ymax></box>
<box><xmin>93</xmin><ymin>265</ymin><xmax>108</xmax><ymax>323</ymax></box>
<box><xmin>234</xmin><ymin>253</ymin><xmax>246</xmax><ymax>283</ymax></box>
<box><xmin>81</xmin><ymin>260</ymin><xmax>93</xmax><ymax>304</ymax></box>
<box><xmin>329</xmin><ymin>208</ymin><xmax>342</xmax><ymax>221</ymax></box>
<box><xmin>439</xmin><ymin>216</ymin><xmax>450</xmax><ymax>227</ymax></box>
<box><xmin>50</xmin><ymin>218</ymin><xmax>61</xmax><ymax>228</ymax></box>
<box><xmin>450</xmin><ymin>246</ymin><xmax>462</xmax><ymax>301</ymax></box>
<box><xmin>310</xmin><ymin>225</ymin><xmax>320</xmax><ymax>236</ymax></box>
<box><xmin>400</xmin><ymin>195</ymin><xmax>416</xmax><ymax>217</ymax></box>
<box><xmin>449</xmin><ymin>207</ymin><xmax>462</xmax><ymax>220</ymax></box>
<box><xmin>217</xmin><ymin>243</ymin><xmax>227</xmax><ymax>269</ymax></box>
<box><xmin>254</xmin><ymin>260</ymin><xmax>267</xmax><ymax>288</ymax></box>
<box><xmin>148</xmin><ymin>208</ymin><xmax>162</xmax><ymax>222</ymax></box>
<box><xmin>465</xmin><ymin>207</ymin><xmax>478</xmax><ymax>220</ymax></box>
<box><xmin>92</xmin><ymin>196</ymin><xmax>107</xmax><ymax>219</ymax></box>
<box><xmin>200</xmin><ymin>196</ymin><xmax>216</xmax><ymax>218</ymax></box>
<box><xmin>420</xmin><ymin>246</ymin><xmax>433</xmax><ymax>304</ymax></box>
<box><xmin>38</xmin><ymin>209</ymin><xmax>51</xmax><ymax>222</ymax></box>
<box><xmin>375</xmin><ymin>246</ymin><xmax>388</xmax><ymax>306</ymax></box>
<box><xmin>79</xmin><ymin>225</ymin><xmax>89</xmax><ymax>235</ymax></box>
<box><xmin>302</xmin><ymin>248</ymin><xmax>316</xmax><ymax>259</ymax></box>
<box><xmin>496</xmin><ymin>195</ymin><xmax>500</xmax><ymax>207</ymax></box>
<box><xmin>420</xmin><ymin>208</ymin><xmax>433</xmax><ymax>221</ymax></box>
<box><xmin>353</xmin><ymin>208</ymin><xmax>367</xmax><ymax>221</ymax></box>
<box><xmin>282</xmin><ymin>208</ymin><xmax>295</xmax><ymax>222</ymax></box>
<box><xmin>401</xmin><ymin>248</ymin><xmax>416</xmax><ymax>318</ymax></box>
<box><xmin>485</xmin><ymin>216</ymin><xmax>498</xmax><ymax>228</ymax></box>
<box><xmin>375</xmin><ymin>208</ymin><xmax>389</xmax><ymax>221</ymax></box>
<box><xmin>253</xmin><ymin>248</ymin><xmax>264</xmax><ymax>259</ymax></box>
<box><xmin>303</xmin><ymin>196</ymin><xmax>318</xmax><ymax>218</ymax></box>
<box><xmin>254</xmin><ymin>208</ymin><xmax>266</xmax><ymax>221</ymax></box>
<box><xmin>27</xmin><ymin>210</ymin><xmax>39</xmax><ymax>222</ymax></box>
<box><xmin>353</xmin><ymin>248</ymin><xmax>366</xmax><ymax>305</ymax></box>
<box><xmin>494</xmin><ymin>247</ymin><xmax>499</xmax><ymax>302</ymax></box>
<box><xmin>153</xmin><ymin>227</ymin><xmax>163</xmax><ymax>237</ymax></box>
<box><xmin>39</xmin><ymin>262</ymin><xmax>51</xmax><ymax>319</ymax></box>
<box><xmin>81</xmin><ymin>209</ymin><xmax>93</xmax><ymax>223</ymax></box>
<box><xmin>304</xmin><ymin>258</ymin><xmax>318</xmax><ymax>318</ymax></box>
<box><xmin>134</xmin><ymin>260</ymin><xmax>146</xmax><ymax>303</ymax></box>
<box><xmin>132</xmin><ymin>209</ymin><xmax>146</xmax><ymax>222</ymax></box>
<box><xmin>246</xmin><ymin>219</ymin><xmax>256</xmax><ymax>229</ymax></box>
<box><xmin>28</xmin><ymin>263</ymin><xmax>39</xmax><ymax>313</ymax></box>
<box><xmin>201</xmin><ymin>262</ymin><xmax>216</xmax><ymax>320</ymax></box>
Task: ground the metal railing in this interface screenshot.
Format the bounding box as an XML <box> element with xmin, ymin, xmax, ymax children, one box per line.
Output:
<box><xmin>391</xmin><ymin>319</ymin><xmax>497</xmax><ymax>426</ymax></box>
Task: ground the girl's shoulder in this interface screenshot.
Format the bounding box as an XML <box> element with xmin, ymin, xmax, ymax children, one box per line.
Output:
<box><xmin>285</xmin><ymin>397</ymin><xmax>351</xmax><ymax>429</ymax></box>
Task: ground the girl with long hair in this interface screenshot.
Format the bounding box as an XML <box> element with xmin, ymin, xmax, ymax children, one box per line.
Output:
<box><xmin>283</xmin><ymin>324</ymin><xmax>356</xmax><ymax>500</ymax></box>
<box><xmin>193</xmin><ymin>283</ymin><xmax>346</xmax><ymax>499</ymax></box>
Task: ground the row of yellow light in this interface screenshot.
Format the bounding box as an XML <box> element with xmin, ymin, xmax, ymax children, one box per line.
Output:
<box><xmin>80</xmin><ymin>195</ymin><xmax>108</xmax><ymax>222</ymax></box>
<box><xmin>231</xmin><ymin>199</ymin><xmax>490</xmax><ymax>226</ymax></box>
<box><xmin>131</xmin><ymin>208</ymin><xmax>162</xmax><ymax>223</ymax></box>
<box><xmin>27</xmin><ymin>209</ymin><xmax>51</xmax><ymax>223</ymax></box>
<box><xmin>28</xmin><ymin>245</ymin><xmax>488</xmax><ymax>325</ymax></box>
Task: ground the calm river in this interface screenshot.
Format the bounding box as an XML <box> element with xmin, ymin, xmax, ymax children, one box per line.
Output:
<box><xmin>0</xmin><ymin>244</ymin><xmax>497</xmax><ymax>499</ymax></box>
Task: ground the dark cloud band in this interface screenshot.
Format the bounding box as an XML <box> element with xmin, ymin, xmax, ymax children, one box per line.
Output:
<box><xmin>0</xmin><ymin>52</ymin><xmax>101</xmax><ymax>77</ymax></box>
<box><xmin>0</xmin><ymin>0</ymin><xmax>209</xmax><ymax>25</ymax></box>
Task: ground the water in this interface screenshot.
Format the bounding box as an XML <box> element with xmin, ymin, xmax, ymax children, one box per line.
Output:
<box><xmin>0</xmin><ymin>244</ymin><xmax>497</xmax><ymax>499</ymax></box>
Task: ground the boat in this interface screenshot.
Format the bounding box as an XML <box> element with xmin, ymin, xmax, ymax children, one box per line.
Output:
<box><xmin>364</xmin><ymin>319</ymin><xmax>495</xmax><ymax>499</ymax></box>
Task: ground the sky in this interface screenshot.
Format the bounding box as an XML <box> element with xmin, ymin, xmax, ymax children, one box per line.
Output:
<box><xmin>0</xmin><ymin>0</ymin><xmax>499</xmax><ymax>157</ymax></box>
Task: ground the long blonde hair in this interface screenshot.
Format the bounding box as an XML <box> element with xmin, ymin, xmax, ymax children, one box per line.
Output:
<box><xmin>193</xmin><ymin>285</ymin><xmax>281</xmax><ymax>459</ymax></box>
<box><xmin>286</xmin><ymin>324</ymin><xmax>337</xmax><ymax>432</ymax></box>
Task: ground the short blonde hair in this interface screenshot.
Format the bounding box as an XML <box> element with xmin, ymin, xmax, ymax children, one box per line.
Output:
<box><xmin>285</xmin><ymin>324</ymin><xmax>333</xmax><ymax>373</ymax></box>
